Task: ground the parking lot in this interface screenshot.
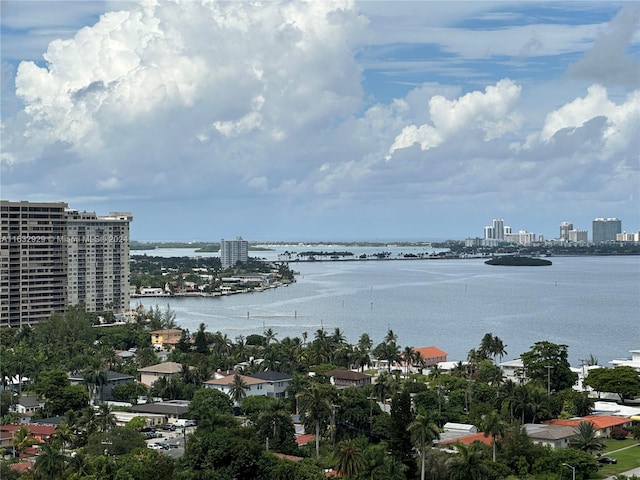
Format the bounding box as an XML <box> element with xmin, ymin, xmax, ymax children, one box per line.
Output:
<box><xmin>144</xmin><ymin>425</ymin><xmax>195</xmax><ymax>459</ymax></box>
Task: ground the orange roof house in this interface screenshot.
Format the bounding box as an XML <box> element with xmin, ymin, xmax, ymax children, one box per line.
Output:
<box><xmin>414</xmin><ymin>346</ymin><xmax>448</xmax><ymax>366</ymax></box>
<box><xmin>544</xmin><ymin>415</ymin><xmax>632</xmax><ymax>438</ymax></box>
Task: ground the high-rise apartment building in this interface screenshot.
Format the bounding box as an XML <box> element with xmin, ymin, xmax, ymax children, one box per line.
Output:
<box><xmin>220</xmin><ymin>236</ymin><xmax>248</xmax><ymax>268</ymax></box>
<box><xmin>559</xmin><ymin>222</ymin><xmax>573</xmax><ymax>241</ymax></box>
<box><xmin>493</xmin><ymin>219</ymin><xmax>505</xmax><ymax>240</ymax></box>
<box><xmin>1</xmin><ymin>201</ymin><xmax>132</xmax><ymax>327</ymax></box>
<box><xmin>66</xmin><ymin>210</ymin><xmax>132</xmax><ymax>313</ymax></box>
<box><xmin>592</xmin><ymin>218</ymin><xmax>621</xmax><ymax>244</ymax></box>
<box><xmin>1</xmin><ymin>201</ymin><xmax>68</xmax><ymax>327</ymax></box>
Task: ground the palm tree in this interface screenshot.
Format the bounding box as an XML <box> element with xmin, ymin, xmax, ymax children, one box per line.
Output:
<box><xmin>497</xmin><ymin>379</ymin><xmax>517</xmax><ymax>423</ymax></box>
<box><xmin>34</xmin><ymin>443</ymin><xmax>66</xmax><ymax>479</ymax></box>
<box><xmin>569</xmin><ymin>420</ymin><xmax>605</xmax><ymax>453</ymax></box>
<box><xmin>374</xmin><ymin>341</ymin><xmax>401</xmax><ymax>373</ymax></box>
<box><xmin>229</xmin><ymin>373</ymin><xmax>248</xmax><ymax>411</ymax></box>
<box><xmin>54</xmin><ymin>423</ymin><xmax>75</xmax><ymax>453</ymax></box>
<box><xmin>297</xmin><ymin>383</ymin><xmax>332</xmax><ymax>458</ymax></box>
<box><xmin>83</xmin><ymin>365</ymin><xmax>108</xmax><ymax>404</ymax></box>
<box><xmin>447</xmin><ymin>442</ymin><xmax>490</xmax><ymax>480</ymax></box>
<box><xmin>373</xmin><ymin>371</ymin><xmax>393</xmax><ymax>406</ymax></box>
<box><xmin>491</xmin><ymin>335</ymin><xmax>507</xmax><ymax>363</ymax></box>
<box><xmin>409</xmin><ymin>411</ymin><xmax>440</xmax><ymax>480</ymax></box>
<box><xmin>481</xmin><ymin>411</ymin><xmax>506</xmax><ymax>462</ymax></box>
<box><xmin>513</xmin><ymin>384</ymin><xmax>533</xmax><ymax>424</ymax></box>
<box><xmin>403</xmin><ymin>346</ymin><xmax>415</xmax><ymax>378</ymax></box>
<box><xmin>95</xmin><ymin>403</ymin><xmax>116</xmax><ymax>432</ymax></box>
<box><xmin>529</xmin><ymin>388</ymin><xmax>551</xmax><ymax>424</ymax></box>
<box><xmin>12</xmin><ymin>425</ymin><xmax>36</xmax><ymax>458</ymax></box>
<box><xmin>334</xmin><ymin>439</ymin><xmax>366</xmax><ymax>479</ymax></box>
<box><xmin>351</xmin><ymin>346</ymin><xmax>371</xmax><ymax>372</ymax></box>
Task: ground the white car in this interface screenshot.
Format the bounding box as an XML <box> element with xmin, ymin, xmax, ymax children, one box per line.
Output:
<box><xmin>147</xmin><ymin>443</ymin><xmax>162</xmax><ymax>450</ymax></box>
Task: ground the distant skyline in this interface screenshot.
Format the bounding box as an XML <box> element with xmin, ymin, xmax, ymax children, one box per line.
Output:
<box><xmin>1</xmin><ymin>1</ymin><xmax>639</xmax><ymax>241</ymax></box>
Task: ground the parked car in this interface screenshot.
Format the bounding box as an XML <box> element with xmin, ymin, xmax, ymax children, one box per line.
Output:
<box><xmin>598</xmin><ymin>457</ymin><xmax>617</xmax><ymax>464</ymax></box>
<box><xmin>162</xmin><ymin>424</ymin><xmax>176</xmax><ymax>431</ymax></box>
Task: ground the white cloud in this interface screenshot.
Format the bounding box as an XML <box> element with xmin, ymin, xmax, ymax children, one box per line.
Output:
<box><xmin>387</xmin><ymin>79</ymin><xmax>522</xmax><ymax>158</ymax></box>
<box><xmin>538</xmin><ymin>85</ymin><xmax>640</xmax><ymax>156</ymax></box>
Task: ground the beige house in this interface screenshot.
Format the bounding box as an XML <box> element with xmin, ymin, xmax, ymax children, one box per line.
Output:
<box><xmin>138</xmin><ymin>361</ymin><xmax>185</xmax><ymax>387</ymax></box>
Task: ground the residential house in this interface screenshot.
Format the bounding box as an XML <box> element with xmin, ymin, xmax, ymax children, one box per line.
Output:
<box><xmin>544</xmin><ymin>415</ymin><xmax>633</xmax><ymax>438</ymax></box>
<box><xmin>68</xmin><ymin>370</ymin><xmax>135</xmax><ymax>401</ymax></box>
<box><xmin>610</xmin><ymin>349</ymin><xmax>640</xmax><ymax>372</ymax></box>
<box><xmin>524</xmin><ymin>423</ymin><xmax>577</xmax><ymax>449</ymax></box>
<box><xmin>249</xmin><ymin>371</ymin><xmax>293</xmax><ymax>398</ymax></box>
<box><xmin>204</xmin><ymin>374</ymin><xmax>270</xmax><ymax>399</ymax></box>
<box><xmin>438</xmin><ymin>422</ymin><xmax>478</xmax><ymax>444</ymax></box>
<box><xmin>138</xmin><ymin>361</ymin><xmax>185</xmax><ymax>387</ymax></box>
<box><xmin>498</xmin><ymin>359</ymin><xmax>526</xmax><ymax>383</ymax></box>
<box><xmin>414</xmin><ymin>346</ymin><xmax>448</xmax><ymax>366</ymax></box>
<box><xmin>0</xmin><ymin>424</ymin><xmax>57</xmax><ymax>444</ymax></box>
<box><xmin>325</xmin><ymin>370</ymin><xmax>372</xmax><ymax>388</ymax></box>
<box><xmin>11</xmin><ymin>396</ymin><xmax>44</xmax><ymax>418</ymax></box>
<box><xmin>149</xmin><ymin>329</ymin><xmax>183</xmax><ymax>351</ymax></box>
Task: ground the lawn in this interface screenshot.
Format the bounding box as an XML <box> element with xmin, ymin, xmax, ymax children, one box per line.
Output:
<box><xmin>590</xmin><ymin>439</ymin><xmax>640</xmax><ymax>479</ymax></box>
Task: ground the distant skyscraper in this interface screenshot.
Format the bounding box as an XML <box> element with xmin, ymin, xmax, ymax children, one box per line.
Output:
<box><xmin>559</xmin><ymin>222</ymin><xmax>573</xmax><ymax>241</ymax></box>
<box><xmin>220</xmin><ymin>236</ymin><xmax>248</xmax><ymax>268</ymax></box>
<box><xmin>492</xmin><ymin>219</ymin><xmax>505</xmax><ymax>240</ymax></box>
<box><xmin>592</xmin><ymin>218</ymin><xmax>621</xmax><ymax>244</ymax></box>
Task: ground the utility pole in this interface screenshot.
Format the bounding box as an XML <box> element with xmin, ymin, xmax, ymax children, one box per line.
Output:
<box><xmin>545</xmin><ymin>365</ymin><xmax>553</xmax><ymax>396</ymax></box>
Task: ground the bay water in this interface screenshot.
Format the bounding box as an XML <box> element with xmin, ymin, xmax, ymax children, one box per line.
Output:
<box><xmin>131</xmin><ymin>249</ymin><xmax>639</xmax><ymax>367</ymax></box>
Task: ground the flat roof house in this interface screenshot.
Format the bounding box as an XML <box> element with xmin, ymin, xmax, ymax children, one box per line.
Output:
<box><xmin>130</xmin><ymin>400</ymin><xmax>190</xmax><ymax>424</ymax></box>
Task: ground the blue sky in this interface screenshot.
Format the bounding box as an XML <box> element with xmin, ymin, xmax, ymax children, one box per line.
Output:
<box><xmin>1</xmin><ymin>1</ymin><xmax>639</xmax><ymax>241</ymax></box>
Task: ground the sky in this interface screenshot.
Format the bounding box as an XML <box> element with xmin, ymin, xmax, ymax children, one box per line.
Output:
<box><xmin>1</xmin><ymin>1</ymin><xmax>639</xmax><ymax>242</ymax></box>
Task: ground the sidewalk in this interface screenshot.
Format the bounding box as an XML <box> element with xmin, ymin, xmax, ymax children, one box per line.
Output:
<box><xmin>603</xmin><ymin>442</ymin><xmax>640</xmax><ymax>480</ymax></box>
<box><xmin>604</xmin><ymin>467</ymin><xmax>640</xmax><ymax>479</ymax></box>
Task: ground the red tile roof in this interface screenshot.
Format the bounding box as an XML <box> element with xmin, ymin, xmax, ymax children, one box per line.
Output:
<box><xmin>438</xmin><ymin>432</ymin><xmax>493</xmax><ymax>446</ymax></box>
<box><xmin>295</xmin><ymin>433</ymin><xmax>315</xmax><ymax>446</ymax></box>
<box><xmin>414</xmin><ymin>346</ymin><xmax>448</xmax><ymax>359</ymax></box>
<box><xmin>0</xmin><ymin>424</ymin><xmax>56</xmax><ymax>437</ymax></box>
<box><xmin>544</xmin><ymin>415</ymin><xmax>630</xmax><ymax>430</ymax></box>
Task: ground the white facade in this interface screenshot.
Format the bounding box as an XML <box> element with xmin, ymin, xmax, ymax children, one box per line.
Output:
<box><xmin>220</xmin><ymin>236</ymin><xmax>248</xmax><ymax>268</ymax></box>
<box><xmin>559</xmin><ymin>222</ymin><xmax>573</xmax><ymax>241</ymax></box>
<box><xmin>66</xmin><ymin>210</ymin><xmax>132</xmax><ymax>313</ymax></box>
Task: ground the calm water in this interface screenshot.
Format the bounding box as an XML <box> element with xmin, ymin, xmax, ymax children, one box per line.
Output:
<box><xmin>131</xmin><ymin>250</ymin><xmax>640</xmax><ymax>367</ymax></box>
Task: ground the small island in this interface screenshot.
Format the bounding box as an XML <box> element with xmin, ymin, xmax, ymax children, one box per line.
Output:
<box><xmin>485</xmin><ymin>256</ymin><xmax>552</xmax><ymax>266</ymax></box>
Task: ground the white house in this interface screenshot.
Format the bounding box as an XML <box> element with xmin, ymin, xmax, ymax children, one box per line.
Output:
<box><xmin>204</xmin><ymin>374</ymin><xmax>270</xmax><ymax>399</ymax></box>
<box><xmin>610</xmin><ymin>349</ymin><xmax>640</xmax><ymax>372</ymax></box>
